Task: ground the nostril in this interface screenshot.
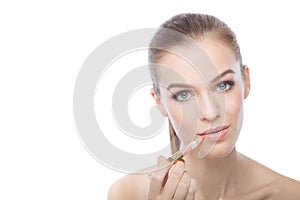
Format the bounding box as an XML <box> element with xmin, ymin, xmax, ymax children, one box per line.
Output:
<box><xmin>199</xmin><ymin>110</ymin><xmax>220</xmax><ymax>121</ymax></box>
<box><xmin>196</xmin><ymin>95</ymin><xmax>220</xmax><ymax>121</ymax></box>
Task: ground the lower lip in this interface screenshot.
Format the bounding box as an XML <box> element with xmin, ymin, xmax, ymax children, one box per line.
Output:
<box><xmin>198</xmin><ymin>126</ymin><xmax>230</xmax><ymax>141</ymax></box>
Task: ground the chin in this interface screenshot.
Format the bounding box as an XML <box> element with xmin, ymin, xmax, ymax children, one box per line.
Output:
<box><xmin>202</xmin><ymin>142</ymin><xmax>236</xmax><ymax>159</ymax></box>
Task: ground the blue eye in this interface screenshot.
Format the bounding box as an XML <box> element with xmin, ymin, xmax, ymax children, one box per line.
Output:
<box><xmin>172</xmin><ymin>90</ymin><xmax>194</xmax><ymax>101</ymax></box>
<box><xmin>216</xmin><ymin>81</ymin><xmax>235</xmax><ymax>92</ymax></box>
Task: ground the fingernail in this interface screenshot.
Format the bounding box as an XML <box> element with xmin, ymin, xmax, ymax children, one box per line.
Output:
<box><xmin>174</xmin><ymin>158</ymin><xmax>185</xmax><ymax>164</ymax></box>
<box><xmin>168</xmin><ymin>161</ymin><xmax>185</xmax><ymax>176</ymax></box>
<box><xmin>157</xmin><ymin>156</ymin><xmax>165</xmax><ymax>163</ymax></box>
<box><xmin>177</xmin><ymin>161</ymin><xmax>185</xmax><ymax>169</ymax></box>
<box><xmin>190</xmin><ymin>178</ymin><xmax>197</xmax><ymax>186</ymax></box>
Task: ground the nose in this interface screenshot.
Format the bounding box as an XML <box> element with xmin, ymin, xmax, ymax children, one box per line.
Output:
<box><xmin>197</xmin><ymin>94</ymin><xmax>220</xmax><ymax>122</ymax></box>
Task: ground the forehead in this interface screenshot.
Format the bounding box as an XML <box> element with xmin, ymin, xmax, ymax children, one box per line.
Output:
<box><xmin>155</xmin><ymin>39</ymin><xmax>239</xmax><ymax>86</ymax></box>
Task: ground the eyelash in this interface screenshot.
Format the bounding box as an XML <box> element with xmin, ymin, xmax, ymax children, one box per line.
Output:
<box><xmin>216</xmin><ymin>80</ymin><xmax>235</xmax><ymax>92</ymax></box>
<box><xmin>172</xmin><ymin>90</ymin><xmax>194</xmax><ymax>102</ymax></box>
<box><xmin>171</xmin><ymin>80</ymin><xmax>235</xmax><ymax>102</ymax></box>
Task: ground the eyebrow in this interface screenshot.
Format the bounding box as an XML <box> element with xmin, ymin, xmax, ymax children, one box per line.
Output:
<box><xmin>167</xmin><ymin>69</ymin><xmax>235</xmax><ymax>90</ymax></box>
<box><xmin>167</xmin><ymin>83</ymin><xmax>194</xmax><ymax>90</ymax></box>
<box><xmin>211</xmin><ymin>69</ymin><xmax>235</xmax><ymax>83</ymax></box>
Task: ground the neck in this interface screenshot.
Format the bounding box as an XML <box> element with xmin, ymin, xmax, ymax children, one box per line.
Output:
<box><xmin>185</xmin><ymin>148</ymin><xmax>244</xmax><ymax>199</ymax></box>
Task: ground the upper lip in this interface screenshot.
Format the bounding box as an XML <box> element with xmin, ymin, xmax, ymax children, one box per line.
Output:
<box><xmin>198</xmin><ymin>125</ymin><xmax>231</xmax><ymax>135</ymax></box>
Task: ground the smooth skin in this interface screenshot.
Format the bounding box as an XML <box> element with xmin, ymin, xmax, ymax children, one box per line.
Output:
<box><xmin>108</xmin><ymin>39</ymin><xmax>300</xmax><ymax>200</ymax></box>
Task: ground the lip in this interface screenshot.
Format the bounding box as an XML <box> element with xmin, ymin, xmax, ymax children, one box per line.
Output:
<box><xmin>197</xmin><ymin>125</ymin><xmax>231</xmax><ymax>141</ymax></box>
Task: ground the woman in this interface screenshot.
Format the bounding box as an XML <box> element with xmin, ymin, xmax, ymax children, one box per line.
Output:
<box><xmin>108</xmin><ymin>13</ymin><xmax>300</xmax><ymax>200</ymax></box>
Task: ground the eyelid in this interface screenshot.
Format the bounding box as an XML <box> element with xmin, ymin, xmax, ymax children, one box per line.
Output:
<box><xmin>179</xmin><ymin>88</ymin><xmax>198</xmax><ymax>94</ymax></box>
<box><xmin>169</xmin><ymin>88</ymin><xmax>196</xmax><ymax>95</ymax></box>
<box><xmin>168</xmin><ymin>78</ymin><xmax>235</xmax><ymax>96</ymax></box>
<box><xmin>172</xmin><ymin>89</ymin><xmax>196</xmax><ymax>101</ymax></box>
<box><xmin>214</xmin><ymin>80</ymin><xmax>235</xmax><ymax>91</ymax></box>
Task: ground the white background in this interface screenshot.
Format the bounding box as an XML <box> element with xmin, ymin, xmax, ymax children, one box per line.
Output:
<box><xmin>1</xmin><ymin>0</ymin><xmax>300</xmax><ymax>199</ymax></box>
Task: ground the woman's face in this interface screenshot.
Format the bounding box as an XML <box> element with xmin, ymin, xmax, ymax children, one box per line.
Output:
<box><xmin>152</xmin><ymin>39</ymin><xmax>250</xmax><ymax>158</ymax></box>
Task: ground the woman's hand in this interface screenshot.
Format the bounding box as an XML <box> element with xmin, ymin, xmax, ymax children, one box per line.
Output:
<box><xmin>146</xmin><ymin>157</ymin><xmax>197</xmax><ymax>200</ymax></box>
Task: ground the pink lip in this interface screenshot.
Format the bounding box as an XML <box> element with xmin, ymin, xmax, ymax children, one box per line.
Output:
<box><xmin>197</xmin><ymin>125</ymin><xmax>231</xmax><ymax>141</ymax></box>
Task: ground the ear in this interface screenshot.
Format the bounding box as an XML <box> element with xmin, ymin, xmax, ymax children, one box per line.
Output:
<box><xmin>151</xmin><ymin>88</ymin><xmax>168</xmax><ymax>117</ymax></box>
<box><xmin>243</xmin><ymin>65</ymin><xmax>251</xmax><ymax>99</ymax></box>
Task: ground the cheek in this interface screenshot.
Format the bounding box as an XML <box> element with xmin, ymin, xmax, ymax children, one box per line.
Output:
<box><xmin>226</xmin><ymin>96</ymin><xmax>242</xmax><ymax>116</ymax></box>
<box><xmin>225</xmin><ymin>89</ymin><xmax>244</xmax><ymax>131</ymax></box>
<box><xmin>163</xmin><ymin>101</ymin><xmax>182</xmax><ymax>132</ymax></box>
<box><xmin>166</xmin><ymin>100</ymin><xmax>199</xmax><ymax>143</ymax></box>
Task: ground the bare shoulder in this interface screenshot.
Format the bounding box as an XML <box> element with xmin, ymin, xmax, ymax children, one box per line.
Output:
<box><xmin>240</xmin><ymin>154</ymin><xmax>300</xmax><ymax>199</ymax></box>
<box><xmin>269</xmin><ymin>173</ymin><xmax>300</xmax><ymax>199</ymax></box>
<box><xmin>107</xmin><ymin>173</ymin><xmax>149</xmax><ymax>200</ymax></box>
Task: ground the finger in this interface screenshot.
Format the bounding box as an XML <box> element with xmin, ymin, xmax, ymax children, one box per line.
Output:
<box><xmin>161</xmin><ymin>161</ymin><xmax>185</xmax><ymax>199</ymax></box>
<box><xmin>172</xmin><ymin>172</ymin><xmax>190</xmax><ymax>200</ymax></box>
<box><xmin>147</xmin><ymin>156</ymin><xmax>172</xmax><ymax>199</ymax></box>
<box><xmin>185</xmin><ymin>178</ymin><xmax>197</xmax><ymax>200</ymax></box>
